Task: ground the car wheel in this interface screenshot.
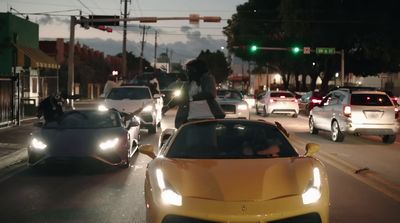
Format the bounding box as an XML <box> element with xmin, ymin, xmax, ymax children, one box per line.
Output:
<box><xmin>255</xmin><ymin>105</ymin><xmax>260</xmax><ymax>115</ymax></box>
<box><xmin>148</xmin><ymin>124</ymin><xmax>157</xmax><ymax>134</ymax></box>
<box><xmin>331</xmin><ymin>120</ymin><xmax>344</xmax><ymax>142</ymax></box>
<box><xmin>309</xmin><ymin>117</ymin><xmax>319</xmax><ymax>135</ymax></box>
<box><xmin>263</xmin><ymin>106</ymin><xmax>269</xmax><ymax>117</ymax></box>
<box><xmin>292</xmin><ymin>113</ymin><xmax>298</xmax><ymax>118</ymax></box>
<box><xmin>382</xmin><ymin>135</ymin><xmax>396</xmax><ymax>144</ymax></box>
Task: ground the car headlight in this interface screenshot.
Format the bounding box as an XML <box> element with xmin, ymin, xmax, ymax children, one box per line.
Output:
<box><xmin>143</xmin><ymin>105</ymin><xmax>154</xmax><ymax>112</ymax></box>
<box><xmin>98</xmin><ymin>104</ymin><xmax>108</xmax><ymax>111</ymax></box>
<box><xmin>156</xmin><ymin>169</ymin><xmax>182</xmax><ymax>206</ymax></box>
<box><xmin>237</xmin><ymin>104</ymin><xmax>248</xmax><ymax>110</ymax></box>
<box><xmin>302</xmin><ymin>167</ymin><xmax>322</xmax><ymax>205</ymax></box>
<box><xmin>99</xmin><ymin>138</ymin><xmax>119</xmax><ymax>151</ymax></box>
<box><xmin>31</xmin><ymin>138</ymin><xmax>47</xmax><ymax>150</ymax></box>
<box><xmin>173</xmin><ymin>89</ymin><xmax>182</xmax><ymax>97</ymax></box>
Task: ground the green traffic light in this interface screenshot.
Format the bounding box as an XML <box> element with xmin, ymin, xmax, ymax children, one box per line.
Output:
<box><xmin>250</xmin><ymin>45</ymin><xmax>258</xmax><ymax>52</ymax></box>
<box><xmin>292</xmin><ymin>47</ymin><xmax>301</xmax><ymax>54</ymax></box>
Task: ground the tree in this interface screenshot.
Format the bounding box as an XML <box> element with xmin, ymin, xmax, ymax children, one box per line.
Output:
<box><xmin>225</xmin><ymin>0</ymin><xmax>400</xmax><ymax>92</ymax></box>
<box><xmin>197</xmin><ymin>50</ymin><xmax>231</xmax><ymax>83</ymax></box>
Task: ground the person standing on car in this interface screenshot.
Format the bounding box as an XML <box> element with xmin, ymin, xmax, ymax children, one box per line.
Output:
<box><xmin>103</xmin><ymin>75</ymin><xmax>122</xmax><ymax>97</ymax></box>
<box><xmin>37</xmin><ymin>92</ymin><xmax>65</xmax><ymax>124</ymax></box>
<box><xmin>175</xmin><ymin>59</ymin><xmax>225</xmax><ymax>128</ymax></box>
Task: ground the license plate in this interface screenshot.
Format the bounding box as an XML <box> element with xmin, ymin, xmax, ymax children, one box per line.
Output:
<box><xmin>365</xmin><ymin>111</ymin><xmax>382</xmax><ymax>119</ymax></box>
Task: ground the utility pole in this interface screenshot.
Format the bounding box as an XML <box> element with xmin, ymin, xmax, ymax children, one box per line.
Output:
<box><xmin>139</xmin><ymin>25</ymin><xmax>147</xmax><ymax>75</ymax></box>
<box><xmin>121</xmin><ymin>0</ymin><xmax>130</xmax><ymax>80</ymax></box>
<box><xmin>341</xmin><ymin>49</ymin><xmax>345</xmax><ymax>86</ymax></box>
<box><xmin>154</xmin><ymin>31</ymin><xmax>157</xmax><ymax>71</ymax></box>
<box><xmin>67</xmin><ymin>16</ymin><xmax>76</xmax><ymax>109</ymax></box>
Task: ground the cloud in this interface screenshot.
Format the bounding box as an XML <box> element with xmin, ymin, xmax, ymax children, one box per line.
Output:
<box><xmin>36</xmin><ymin>15</ymin><xmax>69</xmax><ymax>25</ymax></box>
<box><xmin>180</xmin><ymin>26</ymin><xmax>192</xmax><ymax>33</ymax></box>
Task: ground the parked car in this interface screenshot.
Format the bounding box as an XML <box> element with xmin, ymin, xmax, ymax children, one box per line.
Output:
<box><xmin>104</xmin><ymin>86</ymin><xmax>162</xmax><ymax>134</ymax></box>
<box><xmin>139</xmin><ymin>119</ymin><xmax>329</xmax><ymax>223</ymax></box>
<box><xmin>28</xmin><ymin>109</ymin><xmax>140</xmax><ymax>168</ymax></box>
<box><xmin>299</xmin><ymin>90</ymin><xmax>324</xmax><ymax>116</ymax></box>
<box><xmin>216</xmin><ymin>89</ymin><xmax>250</xmax><ymax>119</ymax></box>
<box><xmin>256</xmin><ymin>91</ymin><xmax>299</xmax><ymax>117</ymax></box>
<box><xmin>309</xmin><ymin>89</ymin><xmax>399</xmax><ymax>143</ymax></box>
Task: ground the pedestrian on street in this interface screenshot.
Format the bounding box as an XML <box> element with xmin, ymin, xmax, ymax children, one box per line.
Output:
<box><xmin>175</xmin><ymin>59</ymin><xmax>225</xmax><ymax>128</ymax></box>
<box><xmin>148</xmin><ymin>73</ymin><xmax>161</xmax><ymax>95</ymax></box>
<box><xmin>37</xmin><ymin>92</ymin><xmax>66</xmax><ymax>124</ymax></box>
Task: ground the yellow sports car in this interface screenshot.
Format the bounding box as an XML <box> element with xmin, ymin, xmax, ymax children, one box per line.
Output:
<box><xmin>139</xmin><ymin>119</ymin><xmax>329</xmax><ymax>223</ymax></box>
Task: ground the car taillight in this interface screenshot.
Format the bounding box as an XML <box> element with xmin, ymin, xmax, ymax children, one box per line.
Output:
<box><xmin>395</xmin><ymin>107</ymin><xmax>399</xmax><ymax>119</ymax></box>
<box><xmin>343</xmin><ymin>105</ymin><xmax>352</xmax><ymax>117</ymax></box>
<box><xmin>311</xmin><ymin>98</ymin><xmax>322</xmax><ymax>104</ymax></box>
<box><xmin>293</xmin><ymin>99</ymin><xmax>298</xmax><ymax>103</ymax></box>
<box><xmin>269</xmin><ymin>99</ymin><xmax>275</xmax><ymax>103</ymax></box>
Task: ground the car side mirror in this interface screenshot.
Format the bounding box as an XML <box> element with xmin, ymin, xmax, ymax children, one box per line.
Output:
<box><xmin>153</xmin><ymin>94</ymin><xmax>163</xmax><ymax>99</ymax></box>
<box><xmin>304</xmin><ymin>143</ymin><xmax>320</xmax><ymax>157</ymax></box>
<box><xmin>33</xmin><ymin>122</ymin><xmax>44</xmax><ymax>128</ymax></box>
<box><xmin>139</xmin><ymin>144</ymin><xmax>156</xmax><ymax>159</ymax></box>
<box><xmin>127</xmin><ymin>117</ymin><xmax>140</xmax><ymax>128</ymax></box>
<box><xmin>158</xmin><ymin>128</ymin><xmax>176</xmax><ymax>149</ymax></box>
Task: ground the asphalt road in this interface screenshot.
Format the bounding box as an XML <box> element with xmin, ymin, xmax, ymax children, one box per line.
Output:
<box><xmin>0</xmin><ymin>107</ymin><xmax>399</xmax><ymax>223</ymax></box>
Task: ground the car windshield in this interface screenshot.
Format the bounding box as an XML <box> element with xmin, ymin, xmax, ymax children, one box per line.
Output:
<box><xmin>270</xmin><ymin>92</ymin><xmax>294</xmax><ymax>98</ymax></box>
<box><xmin>107</xmin><ymin>87</ymin><xmax>151</xmax><ymax>100</ymax></box>
<box><xmin>167</xmin><ymin>121</ymin><xmax>297</xmax><ymax>159</ymax></box>
<box><xmin>351</xmin><ymin>94</ymin><xmax>393</xmax><ymax>106</ymax></box>
<box><xmin>44</xmin><ymin>110</ymin><xmax>121</xmax><ymax>129</ymax></box>
<box><xmin>217</xmin><ymin>90</ymin><xmax>243</xmax><ymax>100</ymax></box>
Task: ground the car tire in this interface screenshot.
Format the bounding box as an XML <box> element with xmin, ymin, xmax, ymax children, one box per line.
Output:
<box><xmin>292</xmin><ymin>113</ymin><xmax>298</xmax><ymax>118</ymax></box>
<box><xmin>263</xmin><ymin>106</ymin><xmax>269</xmax><ymax>117</ymax></box>
<box><xmin>309</xmin><ymin>117</ymin><xmax>319</xmax><ymax>135</ymax></box>
<box><xmin>331</xmin><ymin>120</ymin><xmax>345</xmax><ymax>142</ymax></box>
<box><xmin>120</xmin><ymin>151</ymin><xmax>130</xmax><ymax>168</ymax></box>
<box><xmin>148</xmin><ymin>124</ymin><xmax>157</xmax><ymax>134</ymax></box>
<box><xmin>382</xmin><ymin>135</ymin><xmax>396</xmax><ymax>144</ymax></box>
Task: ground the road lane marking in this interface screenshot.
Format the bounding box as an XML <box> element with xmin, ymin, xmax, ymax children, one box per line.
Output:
<box><xmin>290</xmin><ymin>134</ymin><xmax>400</xmax><ymax>202</ymax></box>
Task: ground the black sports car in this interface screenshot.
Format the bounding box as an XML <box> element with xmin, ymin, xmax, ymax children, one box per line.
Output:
<box><xmin>28</xmin><ymin>109</ymin><xmax>140</xmax><ymax>168</ymax></box>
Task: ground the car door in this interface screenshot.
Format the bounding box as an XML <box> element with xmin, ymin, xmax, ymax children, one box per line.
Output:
<box><xmin>320</xmin><ymin>93</ymin><xmax>341</xmax><ymax>130</ymax></box>
<box><xmin>312</xmin><ymin>93</ymin><xmax>332</xmax><ymax>130</ymax></box>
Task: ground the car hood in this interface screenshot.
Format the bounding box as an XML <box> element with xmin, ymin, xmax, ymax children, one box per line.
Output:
<box><xmin>104</xmin><ymin>99</ymin><xmax>152</xmax><ymax>113</ymax></box>
<box><xmin>150</xmin><ymin>157</ymin><xmax>315</xmax><ymax>201</ymax></box>
<box><xmin>33</xmin><ymin>128</ymin><xmax>126</xmax><ymax>155</ymax></box>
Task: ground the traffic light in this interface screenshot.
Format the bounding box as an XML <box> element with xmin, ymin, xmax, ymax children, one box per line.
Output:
<box><xmin>292</xmin><ymin>46</ymin><xmax>301</xmax><ymax>54</ymax></box>
<box><xmin>250</xmin><ymin>45</ymin><xmax>258</xmax><ymax>53</ymax></box>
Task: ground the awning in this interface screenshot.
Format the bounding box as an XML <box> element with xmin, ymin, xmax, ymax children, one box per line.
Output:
<box><xmin>15</xmin><ymin>45</ymin><xmax>60</xmax><ymax>69</ymax></box>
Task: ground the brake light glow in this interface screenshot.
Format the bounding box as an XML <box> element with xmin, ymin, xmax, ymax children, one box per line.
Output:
<box><xmin>269</xmin><ymin>99</ymin><xmax>275</xmax><ymax>103</ymax></box>
<box><xmin>311</xmin><ymin>99</ymin><xmax>322</xmax><ymax>104</ymax></box>
<box><xmin>395</xmin><ymin>107</ymin><xmax>399</xmax><ymax>119</ymax></box>
<box><xmin>293</xmin><ymin>99</ymin><xmax>298</xmax><ymax>103</ymax></box>
<box><xmin>280</xmin><ymin>96</ymin><xmax>286</xmax><ymax>98</ymax></box>
<box><xmin>343</xmin><ymin>105</ymin><xmax>352</xmax><ymax>117</ymax></box>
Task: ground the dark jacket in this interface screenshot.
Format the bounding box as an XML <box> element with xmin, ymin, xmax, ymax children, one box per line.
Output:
<box><xmin>37</xmin><ymin>96</ymin><xmax>64</xmax><ymax>123</ymax></box>
<box><xmin>175</xmin><ymin>73</ymin><xmax>225</xmax><ymax>128</ymax></box>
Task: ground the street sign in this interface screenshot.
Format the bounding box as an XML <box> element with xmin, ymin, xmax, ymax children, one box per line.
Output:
<box><xmin>303</xmin><ymin>47</ymin><xmax>311</xmax><ymax>54</ymax></box>
<box><xmin>316</xmin><ymin>47</ymin><xmax>336</xmax><ymax>54</ymax></box>
<box><xmin>89</xmin><ymin>15</ymin><xmax>120</xmax><ymax>26</ymax></box>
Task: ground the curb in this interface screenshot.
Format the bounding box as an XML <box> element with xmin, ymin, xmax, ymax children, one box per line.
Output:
<box><xmin>0</xmin><ymin>148</ymin><xmax>27</xmax><ymax>170</ymax></box>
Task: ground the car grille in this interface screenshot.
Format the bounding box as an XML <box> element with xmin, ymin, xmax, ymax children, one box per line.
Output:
<box><xmin>162</xmin><ymin>215</ymin><xmax>218</xmax><ymax>223</ymax></box>
<box><xmin>220</xmin><ymin>104</ymin><xmax>236</xmax><ymax>113</ymax></box>
<box><xmin>269</xmin><ymin>212</ymin><xmax>321</xmax><ymax>223</ymax></box>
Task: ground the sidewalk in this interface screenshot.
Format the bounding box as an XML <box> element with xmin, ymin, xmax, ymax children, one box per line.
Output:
<box><xmin>0</xmin><ymin>118</ymin><xmax>38</xmax><ymax>170</ymax></box>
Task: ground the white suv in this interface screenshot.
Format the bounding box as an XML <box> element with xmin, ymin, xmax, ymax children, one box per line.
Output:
<box><xmin>309</xmin><ymin>89</ymin><xmax>399</xmax><ymax>143</ymax></box>
<box><xmin>104</xmin><ymin>86</ymin><xmax>163</xmax><ymax>134</ymax></box>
